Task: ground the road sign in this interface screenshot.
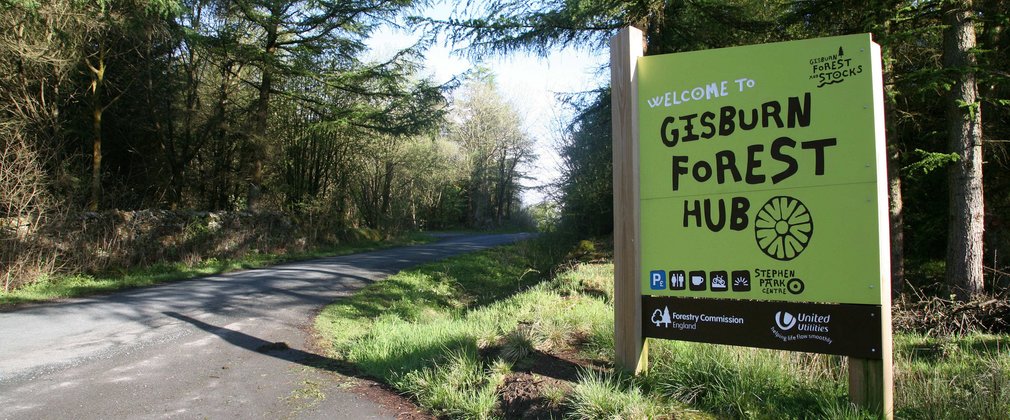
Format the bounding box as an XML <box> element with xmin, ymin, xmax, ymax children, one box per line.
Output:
<box><xmin>611</xmin><ymin>29</ymin><xmax>894</xmax><ymax>417</ymax></box>
<box><xmin>637</xmin><ymin>34</ymin><xmax>889</xmax><ymax>306</ymax></box>
<box><xmin>643</xmin><ymin>296</ymin><xmax>883</xmax><ymax>359</ymax></box>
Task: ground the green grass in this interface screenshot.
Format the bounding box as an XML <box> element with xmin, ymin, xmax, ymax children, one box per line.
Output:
<box><xmin>398</xmin><ymin>349</ymin><xmax>510</xmax><ymax>419</ymax></box>
<box><xmin>316</xmin><ymin>240</ymin><xmax>1010</xmax><ymax>419</ymax></box>
<box><xmin>568</xmin><ymin>370</ymin><xmax>671</xmax><ymax>419</ymax></box>
<box><xmin>315</xmin><ymin>239</ymin><xmax>682</xmax><ymax>418</ymax></box>
<box><xmin>646</xmin><ymin>342</ymin><xmax>853</xmax><ymax>419</ymax></box>
<box><xmin>315</xmin><ymin>238</ymin><xmax>602</xmax><ymax>416</ymax></box>
<box><xmin>0</xmin><ymin>232</ymin><xmax>434</xmax><ymax>309</ymax></box>
<box><xmin>894</xmin><ymin>333</ymin><xmax>1010</xmax><ymax>419</ymax></box>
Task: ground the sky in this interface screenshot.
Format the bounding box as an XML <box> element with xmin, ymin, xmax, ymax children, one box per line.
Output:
<box><xmin>364</xmin><ymin>1</ymin><xmax>610</xmax><ymax>205</ymax></box>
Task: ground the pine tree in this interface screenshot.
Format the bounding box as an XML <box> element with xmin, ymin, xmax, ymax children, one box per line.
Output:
<box><xmin>943</xmin><ymin>0</ymin><xmax>985</xmax><ymax>299</ymax></box>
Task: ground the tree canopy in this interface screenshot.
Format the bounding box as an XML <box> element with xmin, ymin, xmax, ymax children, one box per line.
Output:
<box><xmin>2</xmin><ymin>0</ymin><xmax>1007</xmax><ymax>299</ymax></box>
<box><xmin>0</xmin><ymin>0</ymin><xmax>537</xmax><ymax>286</ymax></box>
<box><xmin>435</xmin><ymin>0</ymin><xmax>1009</xmax><ymax>299</ymax></box>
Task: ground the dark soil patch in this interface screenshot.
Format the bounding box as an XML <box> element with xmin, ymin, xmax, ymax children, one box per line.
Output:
<box><xmin>498</xmin><ymin>372</ymin><xmax>571</xmax><ymax>419</ymax></box>
<box><xmin>514</xmin><ymin>349</ymin><xmax>587</xmax><ymax>382</ymax></box>
<box><xmin>495</xmin><ymin>349</ymin><xmax>605</xmax><ymax>418</ymax></box>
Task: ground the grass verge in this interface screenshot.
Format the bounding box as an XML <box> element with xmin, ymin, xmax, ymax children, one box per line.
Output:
<box><xmin>316</xmin><ymin>239</ymin><xmax>1010</xmax><ymax>419</ymax></box>
<box><xmin>0</xmin><ymin>232</ymin><xmax>433</xmax><ymax>309</ymax></box>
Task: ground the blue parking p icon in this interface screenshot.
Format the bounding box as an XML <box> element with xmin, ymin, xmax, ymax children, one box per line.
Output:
<box><xmin>649</xmin><ymin>270</ymin><xmax>667</xmax><ymax>290</ymax></box>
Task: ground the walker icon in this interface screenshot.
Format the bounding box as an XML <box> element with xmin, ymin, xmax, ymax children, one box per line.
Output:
<box><xmin>649</xmin><ymin>270</ymin><xmax>666</xmax><ymax>290</ymax></box>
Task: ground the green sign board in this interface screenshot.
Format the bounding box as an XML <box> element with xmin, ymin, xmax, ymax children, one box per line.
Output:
<box><xmin>638</xmin><ymin>34</ymin><xmax>887</xmax><ymax>305</ymax></box>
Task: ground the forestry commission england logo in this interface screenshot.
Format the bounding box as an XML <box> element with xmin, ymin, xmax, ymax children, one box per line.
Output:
<box><xmin>774</xmin><ymin>311</ymin><xmax>797</xmax><ymax>331</ymax></box>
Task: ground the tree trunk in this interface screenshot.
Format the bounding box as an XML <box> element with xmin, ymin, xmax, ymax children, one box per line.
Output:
<box><xmin>883</xmin><ymin>53</ymin><xmax>905</xmax><ymax>298</ymax></box>
<box><xmin>153</xmin><ymin>33</ymin><xmax>183</xmax><ymax>209</ymax></box>
<box><xmin>248</xmin><ymin>24</ymin><xmax>278</xmax><ymax>212</ymax></box>
<box><xmin>943</xmin><ymin>0</ymin><xmax>985</xmax><ymax>300</ymax></box>
<box><xmin>880</xmin><ymin>9</ymin><xmax>906</xmax><ymax>299</ymax></box>
<box><xmin>495</xmin><ymin>153</ymin><xmax>507</xmax><ymax>224</ymax></box>
<box><xmin>380</xmin><ymin>161</ymin><xmax>395</xmax><ymax>229</ymax></box>
<box><xmin>87</xmin><ymin>45</ymin><xmax>107</xmax><ymax>211</ymax></box>
<box><xmin>212</xmin><ymin>61</ymin><xmax>234</xmax><ymax>210</ymax></box>
<box><xmin>90</xmin><ymin>101</ymin><xmax>103</xmax><ymax>211</ymax></box>
<box><xmin>409</xmin><ymin>181</ymin><xmax>417</xmax><ymax>229</ymax></box>
<box><xmin>887</xmin><ymin>139</ymin><xmax>904</xmax><ymax>298</ymax></box>
<box><xmin>504</xmin><ymin>155</ymin><xmax>520</xmax><ymax>221</ymax></box>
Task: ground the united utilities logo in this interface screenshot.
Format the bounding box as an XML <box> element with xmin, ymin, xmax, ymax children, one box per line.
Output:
<box><xmin>775</xmin><ymin>311</ymin><xmax>797</xmax><ymax>330</ymax></box>
<box><xmin>770</xmin><ymin>310</ymin><xmax>833</xmax><ymax>345</ymax></box>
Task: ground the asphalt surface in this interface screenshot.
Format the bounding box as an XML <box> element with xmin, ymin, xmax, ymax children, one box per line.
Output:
<box><xmin>0</xmin><ymin>233</ymin><xmax>534</xmax><ymax>419</ymax></box>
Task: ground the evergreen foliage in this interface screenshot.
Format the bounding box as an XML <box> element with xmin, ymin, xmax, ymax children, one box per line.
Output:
<box><xmin>0</xmin><ymin>0</ymin><xmax>534</xmax><ymax>288</ymax></box>
<box><xmin>437</xmin><ymin>0</ymin><xmax>1010</xmax><ymax>296</ymax></box>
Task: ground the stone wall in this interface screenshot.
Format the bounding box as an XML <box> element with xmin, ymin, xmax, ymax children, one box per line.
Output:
<box><xmin>2</xmin><ymin>210</ymin><xmax>381</xmax><ymax>290</ymax></box>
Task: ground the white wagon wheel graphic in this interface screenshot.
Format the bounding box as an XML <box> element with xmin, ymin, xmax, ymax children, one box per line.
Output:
<box><xmin>754</xmin><ymin>196</ymin><xmax>813</xmax><ymax>261</ymax></box>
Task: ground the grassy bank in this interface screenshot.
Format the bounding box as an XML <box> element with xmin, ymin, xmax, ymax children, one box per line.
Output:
<box><xmin>0</xmin><ymin>232</ymin><xmax>433</xmax><ymax>309</ymax></box>
<box><xmin>315</xmin><ymin>238</ymin><xmax>1010</xmax><ymax>419</ymax></box>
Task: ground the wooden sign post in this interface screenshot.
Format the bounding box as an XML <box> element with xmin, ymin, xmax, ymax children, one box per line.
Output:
<box><xmin>849</xmin><ymin>47</ymin><xmax>895</xmax><ymax>416</ymax></box>
<box><xmin>610</xmin><ymin>27</ymin><xmax>893</xmax><ymax>417</ymax></box>
<box><xmin>610</xmin><ymin>26</ymin><xmax>647</xmax><ymax>374</ymax></box>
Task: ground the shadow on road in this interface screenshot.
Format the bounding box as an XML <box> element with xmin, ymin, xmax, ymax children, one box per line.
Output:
<box><xmin>163</xmin><ymin>311</ymin><xmax>349</xmax><ymax>372</ymax></box>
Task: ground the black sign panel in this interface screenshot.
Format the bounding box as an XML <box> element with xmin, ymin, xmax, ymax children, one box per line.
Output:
<box><xmin>642</xmin><ymin>296</ymin><xmax>883</xmax><ymax>359</ymax></box>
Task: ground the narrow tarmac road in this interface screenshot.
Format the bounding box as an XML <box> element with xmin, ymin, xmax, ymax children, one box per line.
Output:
<box><xmin>0</xmin><ymin>233</ymin><xmax>533</xmax><ymax>419</ymax></box>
